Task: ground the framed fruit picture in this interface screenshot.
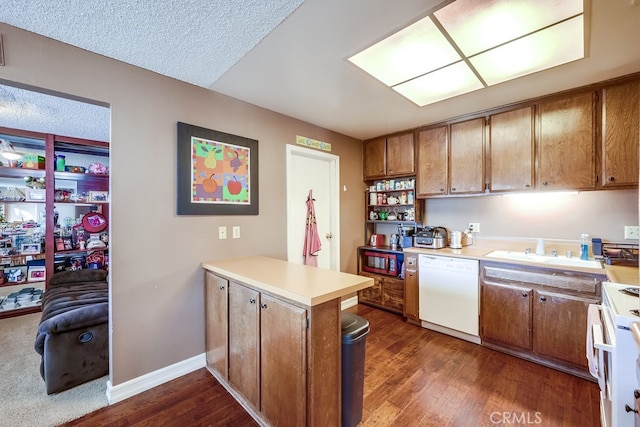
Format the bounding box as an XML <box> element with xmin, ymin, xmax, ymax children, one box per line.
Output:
<box><xmin>177</xmin><ymin>122</ymin><xmax>259</xmax><ymax>215</ymax></box>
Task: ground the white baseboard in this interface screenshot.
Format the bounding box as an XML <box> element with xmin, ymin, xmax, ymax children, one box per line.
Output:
<box><xmin>106</xmin><ymin>353</ymin><xmax>206</xmax><ymax>404</ymax></box>
<box><xmin>341</xmin><ymin>295</ymin><xmax>358</xmax><ymax>310</ymax></box>
<box><xmin>105</xmin><ymin>297</ymin><xmax>359</xmax><ymax>405</ymax></box>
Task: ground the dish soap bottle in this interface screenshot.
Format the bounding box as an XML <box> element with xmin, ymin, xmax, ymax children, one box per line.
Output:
<box><xmin>580</xmin><ymin>233</ymin><xmax>590</xmax><ymax>260</ymax></box>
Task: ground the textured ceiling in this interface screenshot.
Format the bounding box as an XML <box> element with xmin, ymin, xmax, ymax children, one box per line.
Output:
<box><xmin>0</xmin><ymin>85</ymin><xmax>110</xmax><ymax>142</ymax></box>
<box><xmin>1</xmin><ymin>0</ymin><xmax>640</xmax><ymax>140</ymax></box>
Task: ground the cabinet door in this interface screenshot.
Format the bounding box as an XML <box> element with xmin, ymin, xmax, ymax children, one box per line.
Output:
<box><xmin>260</xmin><ymin>293</ymin><xmax>307</xmax><ymax>427</ymax></box>
<box><xmin>489</xmin><ymin>107</ymin><xmax>535</xmax><ymax>192</ymax></box>
<box><xmin>382</xmin><ymin>276</ymin><xmax>404</xmax><ymax>313</ymax></box>
<box><xmin>363</xmin><ymin>137</ymin><xmax>386</xmax><ymax>180</ymax></box>
<box><xmin>386</xmin><ymin>132</ymin><xmax>415</xmax><ymax>176</ymax></box>
<box><xmin>532</xmin><ymin>289</ymin><xmax>598</xmax><ymax>369</ymax></box>
<box><xmin>416</xmin><ymin>126</ymin><xmax>448</xmax><ymax>196</ymax></box>
<box><xmin>228</xmin><ymin>282</ymin><xmax>260</xmax><ymax>407</ymax></box>
<box><xmin>480</xmin><ymin>281</ymin><xmax>532</xmax><ymax>351</ymax></box>
<box><xmin>358</xmin><ymin>274</ymin><xmax>382</xmax><ymax>305</ymax></box>
<box><xmin>538</xmin><ymin>92</ymin><xmax>596</xmax><ymax>190</ymax></box>
<box><xmin>450</xmin><ymin>118</ymin><xmax>485</xmax><ymax>194</ymax></box>
<box><xmin>403</xmin><ymin>255</ymin><xmax>419</xmax><ymax>322</ymax></box>
<box><xmin>205</xmin><ymin>272</ymin><xmax>228</xmax><ymax>378</ymax></box>
<box><xmin>601</xmin><ymin>80</ymin><xmax>640</xmax><ymax>187</ymax></box>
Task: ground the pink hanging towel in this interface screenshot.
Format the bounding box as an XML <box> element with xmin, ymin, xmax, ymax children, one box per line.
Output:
<box><xmin>303</xmin><ymin>190</ymin><xmax>322</xmax><ymax>267</ymax></box>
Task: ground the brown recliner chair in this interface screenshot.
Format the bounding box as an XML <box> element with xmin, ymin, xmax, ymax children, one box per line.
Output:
<box><xmin>34</xmin><ymin>269</ymin><xmax>109</xmax><ymax>394</ymax></box>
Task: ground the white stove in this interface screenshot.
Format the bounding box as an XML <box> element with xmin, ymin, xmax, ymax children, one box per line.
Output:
<box><xmin>591</xmin><ymin>282</ymin><xmax>640</xmax><ymax>427</ymax></box>
<box><xmin>603</xmin><ymin>282</ymin><xmax>640</xmax><ymax>328</ymax></box>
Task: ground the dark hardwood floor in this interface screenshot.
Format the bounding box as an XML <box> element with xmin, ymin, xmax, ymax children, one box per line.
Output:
<box><xmin>65</xmin><ymin>304</ymin><xmax>600</xmax><ymax>427</ymax></box>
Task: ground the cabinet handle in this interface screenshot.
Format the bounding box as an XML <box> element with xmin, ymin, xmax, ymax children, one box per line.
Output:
<box><xmin>540</xmin><ymin>296</ymin><xmax>547</xmax><ymax>301</ymax></box>
<box><xmin>260</xmin><ymin>303</ymin><xmax>268</xmax><ymax>309</ymax></box>
<box><xmin>625</xmin><ymin>404</ymin><xmax>638</xmax><ymax>413</ymax></box>
<box><xmin>249</xmin><ymin>298</ymin><xmax>256</xmax><ymax>304</ymax></box>
<box><xmin>522</xmin><ymin>292</ymin><xmax>528</xmax><ymax>297</ymax></box>
<box><xmin>525</xmin><ymin>184</ymin><xmax>530</xmax><ymax>188</ymax></box>
<box><xmin>451</xmin><ymin>187</ymin><xmax>456</xmax><ymax>192</ymax></box>
<box><xmin>542</xmin><ymin>181</ymin><xmax>548</xmax><ymax>186</ymax></box>
<box><xmin>219</xmin><ymin>285</ymin><xmax>225</xmax><ymax>290</ymax></box>
<box><xmin>440</xmin><ymin>188</ymin><xmax>445</xmax><ymax>192</ymax></box>
<box><xmin>609</xmin><ymin>176</ymin><xmax>615</xmax><ymax>182</ymax></box>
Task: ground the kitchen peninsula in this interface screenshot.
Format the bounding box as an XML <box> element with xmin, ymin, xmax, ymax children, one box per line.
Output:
<box><xmin>201</xmin><ymin>256</ymin><xmax>373</xmax><ymax>427</ymax></box>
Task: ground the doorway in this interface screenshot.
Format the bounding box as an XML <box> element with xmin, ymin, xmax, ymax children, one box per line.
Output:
<box><xmin>285</xmin><ymin>144</ymin><xmax>340</xmax><ymax>270</ymax></box>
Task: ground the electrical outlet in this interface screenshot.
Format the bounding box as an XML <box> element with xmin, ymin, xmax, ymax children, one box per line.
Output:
<box><xmin>624</xmin><ymin>225</ymin><xmax>640</xmax><ymax>239</ymax></box>
<box><xmin>218</xmin><ymin>226</ymin><xmax>227</xmax><ymax>240</ymax></box>
<box><xmin>468</xmin><ymin>222</ymin><xmax>480</xmax><ymax>233</ymax></box>
<box><xmin>232</xmin><ymin>226</ymin><xmax>240</xmax><ymax>239</ymax></box>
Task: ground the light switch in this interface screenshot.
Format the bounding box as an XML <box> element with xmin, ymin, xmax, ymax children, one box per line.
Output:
<box><xmin>218</xmin><ymin>226</ymin><xmax>227</xmax><ymax>240</ymax></box>
<box><xmin>232</xmin><ymin>226</ymin><xmax>240</xmax><ymax>239</ymax></box>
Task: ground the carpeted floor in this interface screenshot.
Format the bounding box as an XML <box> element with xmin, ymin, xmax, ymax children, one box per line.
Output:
<box><xmin>0</xmin><ymin>312</ymin><xmax>108</xmax><ymax>427</ymax></box>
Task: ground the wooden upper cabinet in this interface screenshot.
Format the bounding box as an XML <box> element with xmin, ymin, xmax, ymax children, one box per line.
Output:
<box><xmin>363</xmin><ymin>137</ymin><xmax>386</xmax><ymax>180</ymax></box>
<box><xmin>416</xmin><ymin>126</ymin><xmax>448</xmax><ymax>197</ymax></box>
<box><xmin>538</xmin><ymin>92</ymin><xmax>596</xmax><ymax>190</ymax></box>
<box><xmin>363</xmin><ymin>132</ymin><xmax>414</xmax><ymax>180</ymax></box>
<box><xmin>386</xmin><ymin>132</ymin><xmax>415</xmax><ymax>177</ymax></box>
<box><xmin>489</xmin><ymin>107</ymin><xmax>535</xmax><ymax>192</ymax></box>
<box><xmin>450</xmin><ymin>118</ymin><xmax>485</xmax><ymax>194</ymax></box>
<box><xmin>601</xmin><ymin>80</ymin><xmax>640</xmax><ymax>188</ymax></box>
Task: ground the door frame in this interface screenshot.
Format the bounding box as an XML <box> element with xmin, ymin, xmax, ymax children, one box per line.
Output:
<box><xmin>285</xmin><ymin>144</ymin><xmax>340</xmax><ymax>271</ymax></box>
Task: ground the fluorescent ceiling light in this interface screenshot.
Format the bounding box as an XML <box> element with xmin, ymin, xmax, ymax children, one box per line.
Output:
<box><xmin>393</xmin><ymin>62</ymin><xmax>484</xmax><ymax>106</ymax></box>
<box><xmin>470</xmin><ymin>16</ymin><xmax>584</xmax><ymax>86</ymax></box>
<box><xmin>348</xmin><ymin>16</ymin><xmax>461</xmax><ymax>86</ymax></box>
<box><xmin>348</xmin><ymin>0</ymin><xmax>586</xmax><ymax>106</ymax></box>
<box><xmin>433</xmin><ymin>0</ymin><xmax>584</xmax><ymax>57</ymax></box>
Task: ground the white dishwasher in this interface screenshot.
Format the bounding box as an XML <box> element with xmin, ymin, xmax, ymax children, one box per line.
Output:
<box><xmin>418</xmin><ymin>254</ymin><xmax>480</xmax><ymax>341</ymax></box>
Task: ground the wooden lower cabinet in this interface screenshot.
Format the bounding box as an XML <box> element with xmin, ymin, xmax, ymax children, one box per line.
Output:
<box><xmin>358</xmin><ymin>272</ymin><xmax>404</xmax><ymax>314</ymax></box>
<box><xmin>260</xmin><ymin>293</ymin><xmax>306</xmax><ymax>426</ymax></box>
<box><xmin>205</xmin><ymin>272</ymin><xmax>228</xmax><ymax>378</ymax></box>
<box><xmin>480</xmin><ymin>262</ymin><xmax>603</xmax><ymax>378</ymax></box>
<box><xmin>403</xmin><ymin>254</ymin><xmax>419</xmax><ymax>324</ymax></box>
<box><xmin>480</xmin><ymin>281</ymin><xmax>532</xmax><ymax>351</ymax></box>
<box><xmin>532</xmin><ymin>289</ymin><xmax>598</xmax><ymax>369</ymax></box>
<box><xmin>204</xmin><ymin>271</ymin><xmax>340</xmax><ymax>427</ymax></box>
<box><xmin>228</xmin><ymin>282</ymin><xmax>260</xmax><ymax>407</ymax></box>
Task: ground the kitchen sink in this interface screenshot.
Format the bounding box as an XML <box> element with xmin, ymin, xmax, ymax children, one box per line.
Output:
<box><xmin>484</xmin><ymin>250</ymin><xmax>603</xmax><ymax>269</ymax></box>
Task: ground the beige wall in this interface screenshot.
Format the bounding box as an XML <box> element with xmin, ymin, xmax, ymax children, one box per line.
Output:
<box><xmin>423</xmin><ymin>189</ymin><xmax>638</xmax><ymax>242</ymax></box>
<box><xmin>0</xmin><ymin>24</ymin><xmax>365</xmax><ymax>385</ymax></box>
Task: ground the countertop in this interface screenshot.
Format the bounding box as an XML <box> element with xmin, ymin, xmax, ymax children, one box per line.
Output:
<box><xmin>404</xmin><ymin>246</ymin><xmax>639</xmax><ymax>285</ymax></box>
<box><xmin>202</xmin><ymin>256</ymin><xmax>374</xmax><ymax>307</ymax></box>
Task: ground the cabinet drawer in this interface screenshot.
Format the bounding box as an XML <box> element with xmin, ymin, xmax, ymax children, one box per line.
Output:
<box><xmin>481</xmin><ymin>262</ymin><xmax>603</xmax><ymax>295</ymax></box>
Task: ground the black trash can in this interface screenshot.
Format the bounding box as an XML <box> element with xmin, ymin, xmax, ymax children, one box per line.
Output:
<box><xmin>341</xmin><ymin>312</ymin><xmax>370</xmax><ymax>427</ymax></box>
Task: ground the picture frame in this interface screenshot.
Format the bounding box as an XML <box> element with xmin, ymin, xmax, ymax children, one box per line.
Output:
<box><xmin>177</xmin><ymin>122</ymin><xmax>259</xmax><ymax>215</ymax></box>
<box><xmin>88</xmin><ymin>191</ymin><xmax>109</xmax><ymax>203</ymax></box>
<box><xmin>21</xmin><ymin>243</ymin><xmax>41</xmax><ymax>255</ymax></box>
<box><xmin>27</xmin><ymin>266</ymin><xmax>46</xmax><ymax>282</ymax></box>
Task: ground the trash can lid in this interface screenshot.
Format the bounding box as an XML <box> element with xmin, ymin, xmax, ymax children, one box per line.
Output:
<box><xmin>341</xmin><ymin>312</ymin><xmax>370</xmax><ymax>342</ymax></box>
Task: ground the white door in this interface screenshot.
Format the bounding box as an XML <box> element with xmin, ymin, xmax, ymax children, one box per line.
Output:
<box><xmin>286</xmin><ymin>144</ymin><xmax>340</xmax><ymax>270</ymax></box>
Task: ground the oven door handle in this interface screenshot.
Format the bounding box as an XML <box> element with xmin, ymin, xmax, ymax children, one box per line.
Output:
<box><xmin>591</xmin><ymin>323</ymin><xmax>610</xmax><ymax>394</ymax></box>
<box><xmin>588</xmin><ymin>304</ymin><xmax>616</xmax><ymax>399</ymax></box>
